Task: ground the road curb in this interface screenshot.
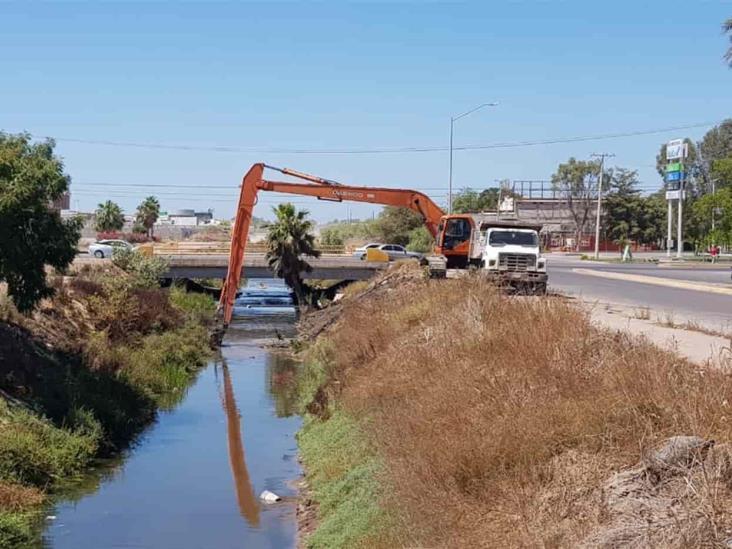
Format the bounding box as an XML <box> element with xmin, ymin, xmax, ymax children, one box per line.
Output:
<box><xmin>572</xmin><ymin>268</ymin><xmax>732</xmax><ymax>296</ymax></box>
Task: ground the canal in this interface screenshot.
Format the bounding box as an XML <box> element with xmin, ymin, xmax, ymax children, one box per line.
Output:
<box><xmin>44</xmin><ymin>281</ymin><xmax>301</xmax><ymax>548</ymax></box>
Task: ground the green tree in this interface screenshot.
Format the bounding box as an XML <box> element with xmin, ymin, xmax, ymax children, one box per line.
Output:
<box><xmin>374</xmin><ymin>207</ymin><xmax>424</xmax><ymax>246</ymax></box>
<box><xmin>603</xmin><ymin>169</ymin><xmax>642</xmax><ymax>244</ymax></box>
<box><xmin>406</xmin><ymin>225</ymin><xmax>434</xmax><ymax>253</ymax></box>
<box><xmin>135</xmin><ymin>196</ymin><xmax>160</xmax><ymax>238</ymax></box>
<box><xmin>452</xmin><ymin>188</ymin><xmax>500</xmax><ymax>214</ymax></box>
<box><xmin>711</xmin><ymin>157</ymin><xmax>732</xmax><ymax>189</ymax></box>
<box><xmin>319</xmin><ymin>227</ymin><xmax>345</xmax><ymax>247</ymax></box>
<box><xmin>637</xmin><ymin>192</ymin><xmax>668</xmax><ymax>246</ymax></box>
<box><xmin>0</xmin><ymin>132</ymin><xmax>81</xmax><ymax>311</ymax></box>
<box><xmin>724</xmin><ymin>17</ymin><xmax>732</xmax><ymax>66</ymax></box>
<box><xmin>95</xmin><ymin>200</ymin><xmax>125</xmax><ymax>232</ymax></box>
<box><xmin>265</xmin><ymin>203</ymin><xmax>321</xmax><ymax>309</ymax></box>
<box><xmin>700</xmin><ymin>120</ymin><xmax>732</xmax><ymax>168</ymax></box>
<box><xmin>602</xmin><ymin>169</ymin><xmax>665</xmax><ymax>247</ymax></box>
<box><xmin>551</xmin><ymin>158</ymin><xmax>607</xmax><ymax>251</ymax></box>
<box><xmin>692</xmin><ymin>186</ymin><xmax>732</xmax><ymax>248</ymax></box>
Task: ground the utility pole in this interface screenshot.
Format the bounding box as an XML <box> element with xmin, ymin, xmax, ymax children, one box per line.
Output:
<box><xmin>591</xmin><ymin>153</ymin><xmax>614</xmax><ymax>260</ymax></box>
<box><xmin>712</xmin><ymin>177</ymin><xmax>716</xmax><ymax>232</ymax></box>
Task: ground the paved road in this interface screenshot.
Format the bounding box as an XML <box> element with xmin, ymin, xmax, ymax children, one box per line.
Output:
<box><xmin>548</xmin><ymin>255</ymin><xmax>732</xmax><ymax>331</ymax></box>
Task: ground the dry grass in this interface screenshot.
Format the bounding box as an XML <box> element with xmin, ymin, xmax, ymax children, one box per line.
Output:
<box><xmin>0</xmin><ymin>482</ymin><xmax>44</xmax><ymax>512</ymax></box>
<box><xmin>312</xmin><ymin>275</ymin><xmax>732</xmax><ymax>547</ymax></box>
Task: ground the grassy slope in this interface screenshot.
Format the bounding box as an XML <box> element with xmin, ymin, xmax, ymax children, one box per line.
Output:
<box><xmin>0</xmin><ymin>274</ymin><xmax>216</xmax><ymax>547</ymax></box>
<box><xmin>298</xmin><ymin>413</ymin><xmax>391</xmax><ymax>549</ymax></box>
<box><xmin>297</xmin><ymin>266</ymin><xmax>732</xmax><ymax>547</ymax></box>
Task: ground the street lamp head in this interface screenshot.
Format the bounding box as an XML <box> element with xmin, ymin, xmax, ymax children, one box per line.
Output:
<box><xmin>452</xmin><ymin>101</ymin><xmax>499</xmax><ymax>121</ymax></box>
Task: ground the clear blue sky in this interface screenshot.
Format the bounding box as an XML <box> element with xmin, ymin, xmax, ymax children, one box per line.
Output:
<box><xmin>2</xmin><ymin>1</ymin><xmax>730</xmax><ymax>222</ymax></box>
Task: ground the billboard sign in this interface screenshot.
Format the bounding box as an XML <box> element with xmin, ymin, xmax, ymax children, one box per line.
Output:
<box><xmin>666</xmin><ymin>139</ymin><xmax>687</xmax><ymax>160</ymax></box>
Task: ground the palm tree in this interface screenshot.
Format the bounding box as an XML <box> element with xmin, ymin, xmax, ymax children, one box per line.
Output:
<box><xmin>265</xmin><ymin>203</ymin><xmax>320</xmax><ymax>310</ymax></box>
<box><xmin>135</xmin><ymin>196</ymin><xmax>161</xmax><ymax>238</ymax></box>
<box><xmin>725</xmin><ymin>18</ymin><xmax>732</xmax><ymax>67</ymax></box>
<box><xmin>95</xmin><ymin>200</ymin><xmax>125</xmax><ymax>232</ymax></box>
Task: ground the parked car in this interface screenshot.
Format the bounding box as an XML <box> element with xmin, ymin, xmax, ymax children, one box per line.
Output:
<box><xmin>354</xmin><ymin>243</ymin><xmax>422</xmax><ymax>261</ymax></box>
<box><xmin>351</xmin><ymin>242</ymin><xmax>383</xmax><ymax>259</ymax></box>
<box><xmin>88</xmin><ymin>239</ymin><xmax>134</xmax><ymax>259</ymax></box>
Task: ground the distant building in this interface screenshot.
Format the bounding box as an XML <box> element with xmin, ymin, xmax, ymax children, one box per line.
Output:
<box><xmin>484</xmin><ymin>181</ymin><xmax>657</xmax><ymax>252</ymax></box>
<box><xmin>158</xmin><ymin>208</ymin><xmax>214</xmax><ymax>226</ymax></box>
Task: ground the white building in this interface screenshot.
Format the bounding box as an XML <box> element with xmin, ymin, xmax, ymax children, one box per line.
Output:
<box><xmin>158</xmin><ymin>209</ymin><xmax>214</xmax><ymax>226</ymax></box>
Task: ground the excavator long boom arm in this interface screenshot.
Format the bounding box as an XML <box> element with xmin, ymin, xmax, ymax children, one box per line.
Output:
<box><xmin>219</xmin><ymin>163</ymin><xmax>445</xmax><ymax>324</ymax></box>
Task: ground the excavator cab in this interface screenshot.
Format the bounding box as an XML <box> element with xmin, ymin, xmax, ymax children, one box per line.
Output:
<box><xmin>435</xmin><ymin>215</ymin><xmax>477</xmax><ymax>268</ymax></box>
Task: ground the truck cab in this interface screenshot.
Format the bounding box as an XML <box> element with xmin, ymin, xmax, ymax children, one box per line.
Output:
<box><xmin>478</xmin><ymin>223</ymin><xmax>547</xmax><ymax>294</ymax></box>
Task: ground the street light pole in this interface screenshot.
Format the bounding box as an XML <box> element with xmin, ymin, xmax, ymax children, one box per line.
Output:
<box><xmin>449</xmin><ymin>118</ymin><xmax>454</xmax><ymax>213</ymax></box>
<box><xmin>448</xmin><ymin>102</ymin><xmax>498</xmax><ymax>214</ymax></box>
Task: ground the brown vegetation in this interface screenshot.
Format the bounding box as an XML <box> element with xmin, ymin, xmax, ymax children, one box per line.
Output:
<box><xmin>306</xmin><ymin>267</ymin><xmax>732</xmax><ymax>547</ymax></box>
<box><xmin>0</xmin><ymin>482</ymin><xmax>43</xmax><ymax>512</ymax></box>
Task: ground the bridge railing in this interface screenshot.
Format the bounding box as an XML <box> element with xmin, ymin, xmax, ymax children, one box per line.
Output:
<box><xmin>152</xmin><ymin>241</ymin><xmax>350</xmax><ymax>256</ymax></box>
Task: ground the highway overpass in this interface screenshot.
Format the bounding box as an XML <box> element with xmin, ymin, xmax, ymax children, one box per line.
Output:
<box><xmin>161</xmin><ymin>254</ymin><xmax>387</xmax><ymax>280</ymax></box>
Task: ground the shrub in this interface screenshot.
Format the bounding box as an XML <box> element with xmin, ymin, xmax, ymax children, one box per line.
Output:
<box><xmin>111</xmin><ymin>248</ymin><xmax>168</xmax><ymax>288</ymax></box>
<box><xmin>0</xmin><ymin>511</ymin><xmax>37</xmax><ymax>548</ymax></box>
<box><xmin>86</xmin><ymin>282</ymin><xmax>182</xmax><ymax>342</ymax></box>
<box><xmin>123</xmin><ymin>323</ymin><xmax>211</xmax><ymax>408</ymax></box>
<box><xmin>169</xmin><ymin>287</ymin><xmax>216</xmax><ymax>325</ymax></box>
<box><xmin>0</xmin><ymin>409</ymin><xmax>98</xmax><ymax>487</ymax></box>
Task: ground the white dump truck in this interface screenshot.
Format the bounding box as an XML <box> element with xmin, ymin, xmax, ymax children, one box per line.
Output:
<box><xmin>475</xmin><ymin>220</ymin><xmax>547</xmax><ymax>294</ymax></box>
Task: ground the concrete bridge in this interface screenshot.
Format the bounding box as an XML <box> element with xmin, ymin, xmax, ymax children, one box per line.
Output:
<box><xmin>161</xmin><ymin>254</ymin><xmax>387</xmax><ymax>280</ymax></box>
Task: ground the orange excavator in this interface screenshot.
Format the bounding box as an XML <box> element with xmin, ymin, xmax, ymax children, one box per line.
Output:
<box><xmin>219</xmin><ymin>163</ymin><xmax>487</xmax><ymax>324</ymax></box>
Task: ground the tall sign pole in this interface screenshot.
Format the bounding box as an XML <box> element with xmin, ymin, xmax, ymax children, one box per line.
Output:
<box><xmin>667</xmin><ymin>200</ymin><xmax>673</xmax><ymax>257</ymax></box>
<box><xmin>677</xmin><ymin>182</ymin><xmax>684</xmax><ymax>259</ymax></box>
<box><xmin>665</xmin><ymin>139</ymin><xmax>687</xmax><ymax>259</ymax></box>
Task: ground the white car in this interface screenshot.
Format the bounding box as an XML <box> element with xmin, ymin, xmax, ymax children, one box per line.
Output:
<box><xmin>352</xmin><ymin>242</ymin><xmax>383</xmax><ymax>259</ymax></box>
<box><xmin>353</xmin><ymin>243</ymin><xmax>423</xmax><ymax>261</ymax></box>
<box><xmin>88</xmin><ymin>239</ymin><xmax>134</xmax><ymax>259</ymax></box>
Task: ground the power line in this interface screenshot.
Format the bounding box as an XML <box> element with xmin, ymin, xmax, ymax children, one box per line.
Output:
<box><xmin>10</xmin><ymin>121</ymin><xmax>715</xmax><ymax>155</ymax></box>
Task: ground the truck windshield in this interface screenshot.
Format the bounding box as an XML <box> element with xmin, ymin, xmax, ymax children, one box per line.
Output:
<box><xmin>488</xmin><ymin>230</ymin><xmax>537</xmax><ymax>246</ymax></box>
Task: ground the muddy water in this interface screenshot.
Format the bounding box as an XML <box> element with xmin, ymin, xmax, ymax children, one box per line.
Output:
<box><xmin>44</xmin><ymin>281</ymin><xmax>301</xmax><ymax>549</ymax></box>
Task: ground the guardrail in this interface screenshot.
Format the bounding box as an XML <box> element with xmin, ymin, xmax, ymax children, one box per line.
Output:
<box><xmin>151</xmin><ymin>241</ymin><xmax>350</xmax><ymax>255</ymax></box>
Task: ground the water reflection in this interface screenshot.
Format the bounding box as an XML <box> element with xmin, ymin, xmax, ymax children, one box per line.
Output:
<box><xmin>266</xmin><ymin>353</ymin><xmax>300</xmax><ymax>419</ymax></box>
<box><xmin>218</xmin><ymin>362</ymin><xmax>260</xmax><ymax>527</ymax></box>
<box><xmin>43</xmin><ymin>279</ymin><xmax>301</xmax><ymax>548</ymax></box>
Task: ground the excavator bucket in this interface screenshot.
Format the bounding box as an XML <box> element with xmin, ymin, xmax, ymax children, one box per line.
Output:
<box><xmin>365</xmin><ymin>248</ymin><xmax>389</xmax><ymax>262</ymax></box>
